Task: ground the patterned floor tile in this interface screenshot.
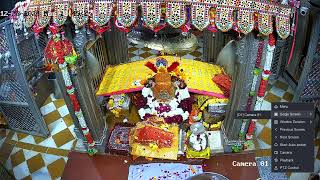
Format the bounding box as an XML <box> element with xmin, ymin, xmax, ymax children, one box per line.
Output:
<box><xmin>31</xmin><ymin>167</ymin><xmax>51</xmax><ymax>180</ymax></box>
<box><xmin>270</xmin><ymin>86</ymin><xmax>286</xmax><ymax>97</ymax></box>
<box><xmin>0</xmin><ymin>141</ymin><xmax>14</xmax><ymax>163</ymax></box>
<box><xmin>63</xmin><ymin>114</ymin><xmax>74</xmax><ymax>127</ymax></box>
<box><xmin>23</xmin><ymin>149</ymin><xmax>38</xmax><ymax>160</ymax></box>
<box><xmin>40</xmin><ymin>102</ymin><xmax>56</xmax><ymax>116</ymax></box>
<box><xmin>53</xmin><ymin>99</ymin><xmax>66</xmax><ymax>109</ymax></box>
<box><xmin>39</xmin><ymin>137</ymin><xmax>57</xmax><ymax>149</ymax></box>
<box><xmin>257</xmin><ymin>127</ymin><xmax>272</xmax><ymax>146</ymax></box>
<box><xmin>264</xmin><ymin>92</ymin><xmax>282</xmax><ymax>103</ymax></box>
<box><xmin>260</xmin><ymin>100</ymin><xmax>272</xmax><ymax>111</ymax></box>
<box><xmin>16</xmin><ymin>141</ymin><xmax>34</xmax><ymax>150</ymax></box>
<box><xmin>48</xmin><ymin>118</ymin><xmax>68</xmax><ymax>136</ymax></box>
<box><xmin>27</xmin><ymin>154</ymin><xmax>45</xmax><ymax>174</ymax></box>
<box><xmin>44</xmin><ymin>111</ymin><xmax>61</xmax><ymax>126</ymax></box>
<box><xmin>273</xmin><ymin>80</ymin><xmax>289</xmax><ymax>91</ymax></box>
<box><xmin>17</xmin><ymin>133</ymin><xmax>29</xmax><ymax>141</ymax></box>
<box><xmin>20</xmin><ymin>135</ymin><xmax>36</xmax><ymax>145</ymax></box>
<box><xmin>47</xmin><ymin>158</ymin><xmax>66</xmax><ymax>179</ymax></box>
<box><xmin>257</xmin><ymin>139</ymin><xmax>271</xmax><ymax>149</ymax></box>
<box><xmin>11</xmin><ymin>149</ymin><xmax>26</xmax><ymax>167</ymax></box>
<box><xmin>57</xmin><ymin>105</ymin><xmax>69</xmax><ymax>118</ymax></box>
<box><xmin>13</xmin><ymin>161</ymin><xmax>30</xmax><ymax>179</ymax></box>
<box><xmin>42</xmin><ymin>153</ymin><xmax>61</xmax><ymax>166</ymax></box>
<box><xmin>33</xmin><ymin>136</ymin><xmax>46</xmax><ymax>145</ymax></box>
<box><xmin>283</xmin><ymin>92</ymin><xmax>294</xmax><ymax>102</ymax></box>
<box><xmin>257</xmin><ymin>119</ymin><xmax>269</xmax><ymax>125</ymax></box>
<box><xmin>52</xmin><ymin>128</ymin><xmax>74</xmax><ymax>148</ymax></box>
<box><xmin>255</xmin><ymin>122</ymin><xmax>265</xmax><ymax>137</ymax></box>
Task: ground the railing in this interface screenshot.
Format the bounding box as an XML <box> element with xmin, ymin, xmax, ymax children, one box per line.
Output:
<box><xmin>85</xmin><ymin>37</ymin><xmax>109</xmax><ymax>91</ymax></box>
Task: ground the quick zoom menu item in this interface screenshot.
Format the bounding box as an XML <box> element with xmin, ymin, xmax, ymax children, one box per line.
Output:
<box><xmin>272</xmin><ymin>103</ymin><xmax>315</xmax><ymax>172</ymax></box>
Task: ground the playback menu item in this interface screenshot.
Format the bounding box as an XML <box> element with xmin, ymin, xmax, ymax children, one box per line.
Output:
<box><xmin>272</xmin><ymin>103</ymin><xmax>315</xmax><ymax>172</ymax></box>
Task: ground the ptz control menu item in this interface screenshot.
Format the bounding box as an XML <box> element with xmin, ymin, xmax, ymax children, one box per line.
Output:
<box><xmin>271</xmin><ymin>103</ymin><xmax>315</xmax><ymax>172</ymax></box>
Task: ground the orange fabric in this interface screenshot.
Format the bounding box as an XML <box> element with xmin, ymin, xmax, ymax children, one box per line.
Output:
<box><xmin>135</xmin><ymin>126</ymin><xmax>174</xmax><ymax>148</ymax></box>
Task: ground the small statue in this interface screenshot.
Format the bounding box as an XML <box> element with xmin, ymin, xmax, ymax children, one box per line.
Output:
<box><xmin>188</xmin><ymin>122</ymin><xmax>208</xmax><ymax>152</ymax></box>
<box><xmin>144</xmin><ymin>58</ymin><xmax>180</xmax><ymax>102</ymax></box>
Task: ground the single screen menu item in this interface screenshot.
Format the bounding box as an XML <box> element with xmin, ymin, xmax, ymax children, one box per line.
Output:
<box><xmin>272</xmin><ymin>102</ymin><xmax>315</xmax><ymax>172</ymax></box>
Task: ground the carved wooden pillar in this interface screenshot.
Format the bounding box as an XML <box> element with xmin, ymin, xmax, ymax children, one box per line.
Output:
<box><xmin>56</xmin><ymin>27</ymin><xmax>108</xmax><ymax>153</ymax></box>
<box><xmin>103</xmin><ymin>24</ymin><xmax>129</xmax><ymax>65</ymax></box>
<box><xmin>203</xmin><ymin>30</ymin><xmax>225</xmax><ymax>63</ymax></box>
<box><xmin>222</xmin><ymin>33</ymin><xmax>260</xmax><ymax>146</ymax></box>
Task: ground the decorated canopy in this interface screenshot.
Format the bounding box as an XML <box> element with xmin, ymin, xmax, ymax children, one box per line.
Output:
<box><xmin>11</xmin><ymin>0</ymin><xmax>296</xmax><ymax>39</ymax></box>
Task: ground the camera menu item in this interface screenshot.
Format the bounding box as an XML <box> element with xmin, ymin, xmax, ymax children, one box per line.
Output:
<box><xmin>272</xmin><ymin>103</ymin><xmax>315</xmax><ymax>172</ymax></box>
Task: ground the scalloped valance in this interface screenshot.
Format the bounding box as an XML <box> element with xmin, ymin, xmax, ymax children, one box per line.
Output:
<box><xmin>11</xmin><ymin>0</ymin><xmax>295</xmax><ymax>39</ymax></box>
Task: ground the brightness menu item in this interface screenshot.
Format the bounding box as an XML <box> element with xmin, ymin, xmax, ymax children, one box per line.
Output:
<box><xmin>271</xmin><ymin>103</ymin><xmax>315</xmax><ymax>172</ymax></box>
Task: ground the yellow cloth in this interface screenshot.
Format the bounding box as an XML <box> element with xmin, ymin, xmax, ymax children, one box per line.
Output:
<box><xmin>195</xmin><ymin>95</ymin><xmax>229</xmax><ymax>108</ymax></box>
<box><xmin>96</xmin><ymin>56</ymin><xmax>224</xmax><ymax>96</ymax></box>
<box><xmin>130</xmin><ymin>122</ymin><xmax>179</xmax><ymax>160</ymax></box>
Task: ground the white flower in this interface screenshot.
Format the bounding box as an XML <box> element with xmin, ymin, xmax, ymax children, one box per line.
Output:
<box><xmin>142</xmin><ymin>87</ymin><xmax>153</xmax><ymax>98</ymax></box>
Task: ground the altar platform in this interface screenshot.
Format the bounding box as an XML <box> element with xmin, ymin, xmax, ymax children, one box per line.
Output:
<box><xmin>96</xmin><ymin>56</ymin><xmax>226</xmax><ymax>99</ymax></box>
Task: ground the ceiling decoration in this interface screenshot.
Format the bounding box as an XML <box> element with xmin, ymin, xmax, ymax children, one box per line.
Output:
<box><xmin>92</xmin><ymin>0</ymin><xmax>113</xmax><ymax>27</ymax></box>
<box><xmin>10</xmin><ymin>0</ymin><xmax>295</xmax><ymax>39</ymax></box>
<box><xmin>141</xmin><ymin>1</ymin><xmax>162</xmax><ymax>30</ymax></box>
<box><xmin>52</xmin><ymin>2</ymin><xmax>69</xmax><ymax>26</ymax></box>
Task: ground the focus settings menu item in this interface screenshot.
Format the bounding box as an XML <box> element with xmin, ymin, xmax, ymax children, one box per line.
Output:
<box><xmin>272</xmin><ymin>102</ymin><xmax>315</xmax><ymax>172</ymax></box>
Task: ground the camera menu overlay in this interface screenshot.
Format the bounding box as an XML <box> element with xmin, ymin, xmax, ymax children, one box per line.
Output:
<box><xmin>272</xmin><ymin>103</ymin><xmax>315</xmax><ymax>172</ymax></box>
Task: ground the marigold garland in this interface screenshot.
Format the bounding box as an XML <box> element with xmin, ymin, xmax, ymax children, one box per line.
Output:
<box><xmin>44</xmin><ymin>25</ymin><xmax>97</xmax><ymax>155</ymax></box>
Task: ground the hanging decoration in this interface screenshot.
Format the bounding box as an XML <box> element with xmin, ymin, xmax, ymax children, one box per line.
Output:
<box><xmin>32</xmin><ymin>21</ymin><xmax>45</xmax><ymax>37</ymax></box>
<box><xmin>10</xmin><ymin>1</ymin><xmax>28</xmax><ymax>31</ymax></box>
<box><xmin>71</xmin><ymin>2</ymin><xmax>90</xmax><ymax>28</ymax></box>
<box><xmin>215</xmin><ymin>0</ymin><xmax>234</xmax><ymax>32</ymax></box>
<box><xmin>116</xmin><ymin>0</ymin><xmax>137</xmax><ymax>28</ymax></box>
<box><xmin>191</xmin><ymin>3</ymin><xmax>210</xmax><ymax>31</ymax></box>
<box><xmin>246</xmin><ymin>34</ymin><xmax>276</xmax><ymax>140</ymax></box>
<box><xmin>166</xmin><ymin>2</ymin><xmax>186</xmax><ymax>28</ymax></box>
<box><xmin>92</xmin><ymin>0</ymin><xmax>113</xmax><ymax>27</ymax></box>
<box><xmin>24</xmin><ymin>6</ymin><xmax>37</xmax><ymax>28</ymax></box>
<box><xmin>53</xmin><ymin>2</ymin><xmax>69</xmax><ymax>26</ymax></box>
<box><xmin>44</xmin><ymin>25</ymin><xmax>97</xmax><ymax>156</ymax></box>
<box><xmin>276</xmin><ymin>16</ymin><xmax>290</xmax><ymax>39</ymax></box>
<box><xmin>207</xmin><ymin>8</ymin><xmax>217</xmax><ymax>33</ymax></box>
<box><xmin>11</xmin><ymin>0</ymin><xmax>295</xmax><ymax>39</ymax></box>
<box><xmin>141</xmin><ymin>1</ymin><xmax>161</xmax><ymax>30</ymax></box>
<box><xmin>237</xmin><ymin>0</ymin><xmax>254</xmax><ymax>34</ymax></box>
<box><xmin>38</xmin><ymin>5</ymin><xmax>51</xmax><ymax>28</ymax></box>
<box><xmin>258</xmin><ymin>13</ymin><xmax>273</xmax><ymax>36</ymax></box>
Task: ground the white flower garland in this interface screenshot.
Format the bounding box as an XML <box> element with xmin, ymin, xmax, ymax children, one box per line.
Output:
<box><xmin>138</xmin><ymin>87</ymin><xmax>190</xmax><ymax>121</ymax></box>
<box><xmin>59</xmin><ymin>60</ymin><xmax>96</xmax><ymax>149</ymax></box>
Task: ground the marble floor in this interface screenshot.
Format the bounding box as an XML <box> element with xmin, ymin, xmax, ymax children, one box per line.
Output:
<box><xmin>0</xmin><ymin>94</ymin><xmax>76</xmax><ymax>180</ymax></box>
<box><xmin>128</xmin><ymin>39</ymin><xmax>204</xmax><ymax>62</ymax></box>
